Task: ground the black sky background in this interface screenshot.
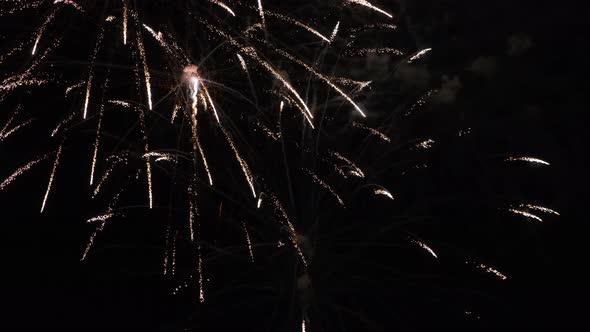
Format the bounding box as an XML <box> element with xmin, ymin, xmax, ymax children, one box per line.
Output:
<box><xmin>1</xmin><ymin>0</ymin><xmax>587</xmax><ymax>331</ymax></box>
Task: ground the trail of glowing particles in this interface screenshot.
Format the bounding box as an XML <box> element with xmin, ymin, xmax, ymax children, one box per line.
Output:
<box><xmin>93</xmin><ymin>155</ymin><xmax>127</xmax><ymax>197</ymax></box>
<box><xmin>374</xmin><ymin>188</ymin><xmax>394</xmax><ymax>200</ymax></box>
<box><xmin>81</xmin><ymin>221</ymin><xmax>105</xmax><ymax>261</ymax></box>
<box><xmin>347</xmin><ymin>47</ymin><xmax>404</xmax><ymax>56</ymax></box>
<box><xmin>83</xmin><ymin>28</ymin><xmax>104</xmax><ymax>119</ymax></box>
<box><xmin>408</xmin><ymin>48</ymin><xmax>432</xmax><ymax>63</ymax></box>
<box><xmin>508</xmin><ymin>208</ymin><xmax>543</xmax><ymax>222</ymax></box>
<box><xmin>108</xmin><ymin>99</ymin><xmax>132</xmax><ymax>108</ymax></box>
<box><xmin>208</xmin><ymin>0</ymin><xmax>235</xmax><ymax>16</ymax></box>
<box><xmin>237</xmin><ymin>54</ymin><xmax>248</xmax><ymax>72</ymax></box>
<box><xmin>90</xmin><ymin>105</ymin><xmax>104</xmax><ymax>185</ymax></box>
<box><xmin>136</xmin><ymin>26</ymin><xmax>153</xmax><ymax>110</ymax></box>
<box><xmin>122</xmin><ymin>0</ymin><xmax>127</xmax><ymax>45</ymax></box>
<box><xmin>196</xmin><ymin>135</ymin><xmax>213</xmax><ymax>186</ymax></box>
<box><xmin>0</xmin><ymin>107</ymin><xmax>18</xmax><ymax>137</ymax></box>
<box><xmin>263</xmin><ymin>10</ymin><xmax>330</xmax><ymax>42</ymax></box>
<box><xmin>219</xmin><ymin>125</ymin><xmax>257</xmax><ymax>198</ymax></box>
<box><xmin>468</xmin><ymin>261</ymin><xmax>507</xmax><ymax>280</ymax></box>
<box><xmin>0</xmin><ymin>155</ymin><xmax>48</xmax><ymax>191</ymax></box>
<box><xmin>305</xmin><ymin>169</ymin><xmax>345</xmax><ymax>206</ymax></box>
<box><xmin>0</xmin><ymin>41</ymin><xmax>26</xmax><ymax>65</ymax></box>
<box><xmin>86</xmin><ymin>212</ymin><xmax>115</xmax><ymax>223</ymax></box>
<box><xmin>330</xmin><ymin>21</ymin><xmax>340</xmax><ymax>42</ymax></box>
<box><xmin>345</xmin><ymin>0</ymin><xmax>393</xmax><ymax>19</ymax></box>
<box><xmin>255</xmin><ymin>121</ymin><xmax>280</xmax><ymax>141</ymax></box>
<box><xmin>352</xmin><ymin>122</ymin><xmax>390</xmax><ymax>142</ymax></box>
<box><xmin>330</xmin><ymin>151</ymin><xmax>365</xmax><ymax>178</ymax></box>
<box><xmin>520</xmin><ymin>203</ymin><xmax>560</xmax><ymax>216</ymax></box>
<box><xmin>65</xmin><ymin>80</ymin><xmax>85</xmax><ymax>96</ymax></box>
<box><xmin>137</xmin><ymin>110</ymin><xmax>153</xmax><ymax>209</ymax></box>
<box><xmin>406</xmin><ymin>89</ymin><xmax>436</xmax><ymax>116</ymax></box>
<box><xmin>271</xmin><ymin>194</ymin><xmax>307</xmax><ymax>267</ymax></box>
<box><xmin>51</xmin><ymin>112</ymin><xmax>75</xmax><ymax>137</ymax></box>
<box><xmin>32</xmin><ymin>9</ymin><xmax>57</xmax><ymax>55</ymax></box>
<box><xmin>257</xmin><ymin>194</ymin><xmax>263</xmax><ymax>208</ymax></box>
<box><xmin>278</xmin><ymin>94</ymin><xmax>314</xmax><ymax>128</ymax></box>
<box><xmin>198</xmin><ymin>246</ymin><xmax>205</xmax><ymax>303</ymax></box>
<box><xmin>0</xmin><ymin>119</ymin><xmax>33</xmax><ymax>142</ymax></box>
<box><xmin>242</xmin><ymin>221</ymin><xmax>255</xmax><ymax>262</ymax></box>
<box><xmin>201</xmin><ymin>25</ymin><xmax>315</xmax><ymax>124</ymax></box>
<box><xmin>261</xmin><ymin>41</ymin><xmax>367</xmax><ymax>117</ymax></box>
<box><xmin>302</xmin><ymin>319</ymin><xmax>307</xmax><ymax>332</ymax></box>
<box><xmin>40</xmin><ymin>145</ymin><xmax>62</xmax><ymax>213</ymax></box>
<box><xmin>332</xmin><ymin>77</ymin><xmax>372</xmax><ymax>91</ymax></box>
<box><xmin>257</xmin><ymin>0</ymin><xmax>266</xmax><ymax>27</ymax></box>
<box><xmin>0</xmin><ymin>0</ymin><xmax>45</xmax><ymax>16</ymax></box>
<box><xmin>143</xmin><ymin>24</ymin><xmax>167</xmax><ymax>49</ymax></box>
<box><xmin>416</xmin><ymin>138</ymin><xmax>435</xmax><ymax>149</ymax></box>
<box><xmin>188</xmin><ymin>189</ymin><xmax>197</xmax><ymax>241</ymax></box>
<box><xmin>171</xmin><ymin>104</ymin><xmax>181</xmax><ymax>123</ymax></box>
<box><xmin>54</xmin><ymin>0</ymin><xmax>83</xmax><ymax>11</ymax></box>
<box><xmin>505</xmin><ymin>156</ymin><xmax>550</xmax><ymax>166</ymax></box>
<box><xmin>410</xmin><ymin>238</ymin><xmax>437</xmax><ymax>258</ymax></box>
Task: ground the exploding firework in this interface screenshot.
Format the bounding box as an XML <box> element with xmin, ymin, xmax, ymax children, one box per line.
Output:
<box><xmin>0</xmin><ymin>0</ymin><xmax>558</xmax><ymax>330</ymax></box>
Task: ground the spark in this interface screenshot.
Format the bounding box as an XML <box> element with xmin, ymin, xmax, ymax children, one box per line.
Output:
<box><xmin>138</xmin><ymin>109</ymin><xmax>153</xmax><ymax>209</ymax></box>
<box><xmin>90</xmin><ymin>105</ymin><xmax>104</xmax><ymax>186</ymax></box>
<box><xmin>468</xmin><ymin>261</ymin><xmax>507</xmax><ymax>280</ymax></box>
<box><xmin>344</xmin><ymin>0</ymin><xmax>394</xmax><ymax>19</ymax></box>
<box><xmin>330</xmin><ymin>21</ymin><xmax>340</xmax><ymax>42</ymax></box>
<box><xmin>257</xmin><ymin>194</ymin><xmax>263</xmax><ymax>208</ymax></box>
<box><xmin>257</xmin><ymin>0</ymin><xmax>265</xmax><ymax>27</ymax></box>
<box><xmin>208</xmin><ymin>0</ymin><xmax>235</xmax><ymax>16</ymax></box>
<box><xmin>54</xmin><ymin>0</ymin><xmax>83</xmax><ymax>11</ymax></box>
<box><xmin>122</xmin><ymin>0</ymin><xmax>127</xmax><ymax>45</ymax></box>
<box><xmin>302</xmin><ymin>319</ymin><xmax>307</xmax><ymax>332</ymax></box>
<box><xmin>352</xmin><ymin>122</ymin><xmax>390</xmax><ymax>142</ymax></box>
<box><xmin>305</xmin><ymin>169</ymin><xmax>345</xmax><ymax>206</ymax></box>
<box><xmin>0</xmin><ymin>155</ymin><xmax>48</xmax><ymax>191</ymax></box>
<box><xmin>416</xmin><ymin>139</ymin><xmax>435</xmax><ymax>149</ymax></box>
<box><xmin>520</xmin><ymin>203</ymin><xmax>560</xmax><ymax>216</ymax></box>
<box><xmin>271</xmin><ymin>194</ymin><xmax>307</xmax><ymax>267</ymax></box>
<box><xmin>263</xmin><ymin>10</ymin><xmax>330</xmax><ymax>42</ymax></box>
<box><xmin>32</xmin><ymin>9</ymin><xmax>57</xmax><ymax>55</ymax></box>
<box><xmin>65</xmin><ymin>81</ymin><xmax>85</xmax><ymax>96</ymax></box>
<box><xmin>105</xmin><ymin>15</ymin><xmax>116</xmax><ymax>22</ymax></box>
<box><xmin>330</xmin><ymin>151</ymin><xmax>365</xmax><ymax>178</ymax></box>
<box><xmin>374</xmin><ymin>188</ymin><xmax>394</xmax><ymax>200</ymax></box>
<box><xmin>242</xmin><ymin>221</ymin><xmax>255</xmax><ymax>262</ymax></box>
<box><xmin>505</xmin><ymin>156</ymin><xmax>550</xmax><ymax>166</ymax></box>
<box><xmin>136</xmin><ymin>23</ymin><xmax>153</xmax><ymax>110</ymax></box>
<box><xmin>410</xmin><ymin>238</ymin><xmax>437</xmax><ymax>258</ymax></box>
<box><xmin>0</xmin><ymin>118</ymin><xmax>33</xmax><ymax>142</ymax></box>
<box><xmin>237</xmin><ymin>54</ymin><xmax>248</xmax><ymax>72</ymax></box>
<box><xmin>508</xmin><ymin>208</ymin><xmax>543</xmax><ymax>222</ymax></box>
<box><xmin>86</xmin><ymin>212</ymin><xmax>115</xmax><ymax>223</ymax></box>
<box><xmin>83</xmin><ymin>27</ymin><xmax>104</xmax><ymax>119</ymax></box>
<box><xmin>347</xmin><ymin>47</ymin><xmax>404</xmax><ymax>56</ymax></box>
<box><xmin>40</xmin><ymin>145</ymin><xmax>62</xmax><ymax>213</ymax></box>
<box><xmin>408</xmin><ymin>48</ymin><xmax>432</xmax><ymax>63</ymax></box>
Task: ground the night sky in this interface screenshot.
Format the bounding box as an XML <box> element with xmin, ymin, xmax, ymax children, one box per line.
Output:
<box><xmin>1</xmin><ymin>1</ymin><xmax>586</xmax><ymax>331</ymax></box>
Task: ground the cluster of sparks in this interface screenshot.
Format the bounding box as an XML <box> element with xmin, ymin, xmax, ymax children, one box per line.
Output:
<box><xmin>0</xmin><ymin>0</ymin><xmax>559</xmax><ymax>329</ymax></box>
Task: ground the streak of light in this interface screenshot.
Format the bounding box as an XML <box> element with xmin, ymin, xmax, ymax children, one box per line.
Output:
<box><xmin>242</xmin><ymin>221</ymin><xmax>255</xmax><ymax>262</ymax></box>
<box><xmin>0</xmin><ymin>155</ymin><xmax>48</xmax><ymax>191</ymax></box>
<box><xmin>40</xmin><ymin>145</ymin><xmax>62</xmax><ymax>213</ymax></box>
<box><xmin>410</xmin><ymin>238</ymin><xmax>437</xmax><ymax>258</ymax></box>
<box><xmin>408</xmin><ymin>48</ymin><xmax>432</xmax><ymax>63</ymax></box>
<box><xmin>505</xmin><ymin>156</ymin><xmax>550</xmax><ymax>166</ymax></box>
<box><xmin>345</xmin><ymin>0</ymin><xmax>393</xmax><ymax>18</ymax></box>
<box><xmin>208</xmin><ymin>0</ymin><xmax>235</xmax><ymax>16</ymax></box>
<box><xmin>352</xmin><ymin>122</ymin><xmax>390</xmax><ymax>142</ymax></box>
<box><xmin>508</xmin><ymin>208</ymin><xmax>543</xmax><ymax>222</ymax></box>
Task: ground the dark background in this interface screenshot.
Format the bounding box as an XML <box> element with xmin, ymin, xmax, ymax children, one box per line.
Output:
<box><xmin>1</xmin><ymin>0</ymin><xmax>587</xmax><ymax>331</ymax></box>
